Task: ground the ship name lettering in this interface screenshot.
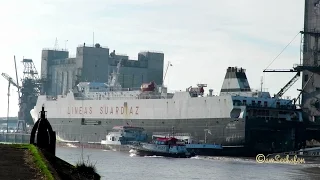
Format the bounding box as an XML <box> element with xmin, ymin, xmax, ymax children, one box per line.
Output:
<box><xmin>100</xmin><ymin>106</ymin><xmax>108</xmax><ymax>114</ymax></box>
<box><xmin>68</xmin><ymin>107</ymin><xmax>92</xmax><ymax>115</ymax></box>
<box><xmin>99</xmin><ymin>106</ymin><xmax>139</xmax><ymax>115</ymax></box>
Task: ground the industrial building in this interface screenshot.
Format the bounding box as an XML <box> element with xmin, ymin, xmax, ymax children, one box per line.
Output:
<box><xmin>41</xmin><ymin>43</ymin><xmax>164</xmax><ymax>96</ymax></box>
<box><xmin>300</xmin><ymin>0</ymin><xmax>320</xmax><ymax>122</ymax></box>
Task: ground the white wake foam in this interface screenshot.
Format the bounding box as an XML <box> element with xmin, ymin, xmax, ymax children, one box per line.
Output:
<box><xmin>65</xmin><ymin>143</ymin><xmax>77</xmax><ymax>148</ymax></box>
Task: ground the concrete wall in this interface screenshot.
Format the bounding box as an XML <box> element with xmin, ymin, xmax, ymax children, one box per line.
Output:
<box><xmin>302</xmin><ymin>0</ymin><xmax>320</xmax><ymax>121</ymax></box>
<box><xmin>41</xmin><ymin>50</ymin><xmax>69</xmax><ymax>79</ymax></box>
<box><xmin>143</xmin><ymin>52</ymin><xmax>164</xmax><ymax>86</ymax></box>
<box><xmin>42</xmin><ymin>44</ymin><xmax>164</xmax><ymax>96</ymax></box>
<box><xmin>41</xmin><ymin>50</ymin><xmax>69</xmax><ymax>95</ymax></box>
<box><xmin>50</xmin><ymin>60</ymin><xmax>77</xmax><ymax>96</ymax></box>
<box><xmin>112</xmin><ymin>66</ymin><xmax>148</xmax><ymax>88</ymax></box>
<box><xmin>76</xmin><ymin>45</ymin><xmax>110</xmax><ymax>82</ymax></box>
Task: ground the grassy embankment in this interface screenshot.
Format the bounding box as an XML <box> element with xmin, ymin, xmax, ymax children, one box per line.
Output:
<box><xmin>11</xmin><ymin>144</ymin><xmax>54</xmax><ymax>180</ymax></box>
<box><xmin>10</xmin><ymin>144</ymin><xmax>100</xmax><ymax>180</ymax></box>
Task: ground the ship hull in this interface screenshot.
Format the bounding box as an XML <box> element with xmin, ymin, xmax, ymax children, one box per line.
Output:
<box><xmin>49</xmin><ymin>117</ymin><xmax>245</xmax><ymax>144</ymax></box>
<box><xmin>46</xmin><ymin>116</ymin><xmax>305</xmax><ymax>156</ymax></box>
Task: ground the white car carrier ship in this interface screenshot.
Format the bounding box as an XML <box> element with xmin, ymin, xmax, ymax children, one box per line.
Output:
<box><xmin>31</xmin><ymin>60</ymin><xmax>305</xmax><ymax>156</ymax></box>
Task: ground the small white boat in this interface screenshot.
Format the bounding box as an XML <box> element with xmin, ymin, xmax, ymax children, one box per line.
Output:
<box><xmin>101</xmin><ymin>126</ymin><xmax>148</xmax><ymax>151</ymax></box>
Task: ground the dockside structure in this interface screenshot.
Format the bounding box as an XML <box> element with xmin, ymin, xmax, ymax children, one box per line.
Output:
<box><xmin>41</xmin><ymin>43</ymin><xmax>164</xmax><ymax>96</ymax></box>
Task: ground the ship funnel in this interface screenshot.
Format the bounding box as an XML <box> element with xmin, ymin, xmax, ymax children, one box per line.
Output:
<box><xmin>220</xmin><ymin>67</ymin><xmax>251</xmax><ymax>95</ymax></box>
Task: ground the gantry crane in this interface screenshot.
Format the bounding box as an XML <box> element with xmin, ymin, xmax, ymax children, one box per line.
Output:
<box><xmin>20</xmin><ymin>58</ymin><xmax>41</xmax><ymax>125</ymax></box>
<box><xmin>1</xmin><ymin>56</ymin><xmax>40</xmax><ymax>133</ymax></box>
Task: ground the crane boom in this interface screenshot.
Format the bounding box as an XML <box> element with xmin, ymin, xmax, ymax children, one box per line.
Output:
<box><xmin>14</xmin><ymin>56</ymin><xmax>20</xmax><ymax>98</ymax></box>
<box><xmin>163</xmin><ymin>61</ymin><xmax>172</xmax><ymax>86</ymax></box>
<box><xmin>275</xmin><ymin>72</ymin><xmax>300</xmax><ymax>98</ymax></box>
<box><xmin>1</xmin><ymin>73</ymin><xmax>20</xmax><ymax>89</ymax></box>
<box><xmin>263</xmin><ymin>69</ymin><xmax>297</xmax><ymax>72</ymax></box>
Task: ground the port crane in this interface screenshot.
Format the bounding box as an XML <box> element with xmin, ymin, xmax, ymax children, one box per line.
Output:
<box><xmin>1</xmin><ymin>73</ymin><xmax>21</xmax><ymax>132</ymax></box>
<box><xmin>1</xmin><ymin>73</ymin><xmax>21</xmax><ymax>93</ymax></box>
<box><xmin>1</xmin><ymin>56</ymin><xmax>27</xmax><ymax>133</ymax></box>
<box><xmin>263</xmin><ymin>69</ymin><xmax>300</xmax><ymax>99</ymax></box>
<box><xmin>264</xmin><ymin>31</ymin><xmax>320</xmax><ymax>104</ymax></box>
<box><xmin>1</xmin><ymin>56</ymin><xmax>21</xmax><ymax>98</ymax></box>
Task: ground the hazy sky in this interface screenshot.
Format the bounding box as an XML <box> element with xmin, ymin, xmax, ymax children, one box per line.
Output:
<box><xmin>0</xmin><ymin>0</ymin><xmax>305</xmax><ymax>117</ymax></box>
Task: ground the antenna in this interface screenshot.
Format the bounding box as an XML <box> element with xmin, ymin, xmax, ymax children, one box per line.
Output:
<box><xmin>260</xmin><ymin>76</ymin><xmax>263</xmax><ymax>92</ymax></box>
<box><xmin>14</xmin><ymin>56</ymin><xmax>20</xmax><ymax>98</ymax></box>
<box><xmin>93</xmin><ymin>32</ymin><xmax>95</xmax><ymax>46</ymax></box>
<box><xmin>163</xmin><ymin>61</ymin><xmax>172</xmax><ymax>86</ymax></box>
<box><xmin>54</xmin><ymin>38</ymin><xmax>59</xmax><ymax>50</ymax></box>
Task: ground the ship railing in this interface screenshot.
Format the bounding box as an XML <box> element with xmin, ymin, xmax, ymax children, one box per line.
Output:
<box><xmin>206</xmin><ymin>92</ymin><xmax>219</xmax><ymax>96</ymax></box>
<box><xmin>152</xmin><ymin>132</ymin><xmax>192</xmax><ymax>137</ymax></box>
<box><xmin>46</xmin><ymin>96</ymin><xmax>57</xmax><ymax>101</ymax></box>
<box><xmin>246</xmin><ymin>104</ymin><xmax>295</xmax><ymax>109</ymax></box>
<box><xmin>223</xmin><ymin>88</ymin><xmax>270</xmax><ymax>94</ymax></box>
<box><xmin>138</xmin><ymin>94</ymin><xmax>173</xmax><ymax>99</ymax></box>
<box><xmin>259</xmin><ymin>88</ymin><xmax>269</xmax><ymax>92</ymax></box>
<box><xmin>248</xmin><ymin>114</ymin><xmax>300</xmax><ymax>119</ymax></box>
<box><xmin>74</xmin><ymin>96</ymin><xmax>136</xmax><ymax>100</ymax></box>
<box><xmin>114</xmin><ymin>87</ymin><xmax>141</xmax><ymax>91</ymax></box>
<box><xmin>73</xmin><ymin>95</ymin><xmax>172</xmax><ymax>100</ymax></box>
<box><xmin>88</xmin><ymin>87</ymin><xmax>141</xmax><ymax>92</ymax></box>
<box><xmin>270</xmin><ymin>96</ymin><xmax>293</xmax><ymax>100</ymax></box>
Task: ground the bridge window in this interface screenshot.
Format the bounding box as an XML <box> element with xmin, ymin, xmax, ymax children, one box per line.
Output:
<box><xmin>243</xmin><ymin>100</ymin><xmax>247</xmax><ymax>105</ymax></box>
<box><xmin>233</xmin><ymin>100</ymin><xmax>242</xmax><ymax>106</ymax></box>
<box><xmin>264</xmin><ymin>101</ymin><xmax>268</xmax><ymax>107</ymax></box>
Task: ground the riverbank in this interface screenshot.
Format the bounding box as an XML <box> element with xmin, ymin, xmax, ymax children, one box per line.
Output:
<box><xmin>0</xmin><ymin>144</ymin><xmax>100</xmax><ymax>180</ymax></box>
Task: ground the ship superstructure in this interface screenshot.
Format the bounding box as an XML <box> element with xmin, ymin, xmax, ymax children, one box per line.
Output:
<box><xmin>31</xmin><ymin>60</ymin><xmax>305</xmax><ymax>155</ymax></box>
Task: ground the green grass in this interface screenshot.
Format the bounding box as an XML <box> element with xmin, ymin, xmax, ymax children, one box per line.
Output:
<box><xmin>11</xmin><ymin>144</ymin><xmax>54</xmax><ymax>180</ymax></box>
<box><xmin>75</xmin><ymin>155</ymin><xmax>97</xmax><ymax>175</ymax></box>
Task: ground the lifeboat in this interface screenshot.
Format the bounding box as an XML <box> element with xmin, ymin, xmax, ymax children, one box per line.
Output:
<box><xmin>141</xmin><ymin>81</ymin><xmax>156</xmax><ymax>92</ymax></box>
